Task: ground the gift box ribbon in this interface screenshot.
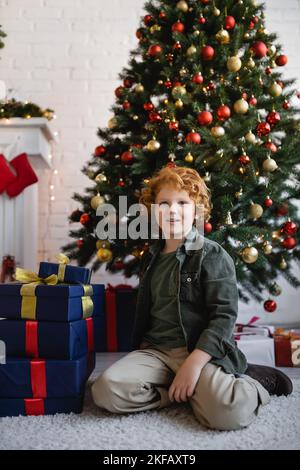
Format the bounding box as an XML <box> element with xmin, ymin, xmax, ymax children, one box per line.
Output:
<box><xmin>85</xmin><ymin>317</ymin><xmax>94</xmax><ymax>352</ymax></box>
<box><xmin>105</xmin><ymin>283</ymin><xmax>133</xmax><ymax>352</ymax></box>
<box><xmin>24</xmin><ymin>398</ymin><xmax>45</xmax><ymax>416</ymax></box>
<box><xmin>15</xmin><ymin>267</ymin><xmax>94</xmax><ymax>320</ymax></box>
<box><xmin>235</xmin><ymin>316</ymin><xmax>260</xmax><ymax>333</ymax></box>
<box><xmin>31</xmin><ymin>359</ymin><xmax>47</xmax><ymax>398</ymax></box>
<box><xmin>55</xmin><ymin>253</ymin><xmax>70</xmax><ymax>282</ymax></box>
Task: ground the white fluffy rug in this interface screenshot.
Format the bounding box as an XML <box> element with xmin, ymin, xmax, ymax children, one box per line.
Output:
<box><xmin>0</xmin><ymin>379</ymin><xmax>299</xmax><ymax>450</ymax></box>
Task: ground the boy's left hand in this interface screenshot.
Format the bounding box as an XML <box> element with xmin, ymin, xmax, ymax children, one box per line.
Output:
<box><xmin>168</xmin><ymin>355</ymin><xmax>203</xmax><ymax>403</ymax></box>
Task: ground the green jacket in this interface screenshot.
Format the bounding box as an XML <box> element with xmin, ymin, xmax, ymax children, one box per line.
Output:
<box><xmin>131</xmin><ymin>225</ymin><xmax>248</xmax><ymax>375</ymax></box>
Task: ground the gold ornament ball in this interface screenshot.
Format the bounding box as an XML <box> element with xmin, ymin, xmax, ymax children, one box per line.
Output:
<box><xmin>96</xmin><ymin>239</ymin><xmax>111</xmax><ymax>250</ymax></box>
<box><xmin>245</xmin><ymin>131</ymin><xmax>256</xmax><ymax>144</ymax></box>
<box><xmin>213</xmin><ymin>7</ymin><xmax>220</xmax><ymax>16</ymax></box>
<box><xmin>135</xmin><ymin>83</ymin><xmax>144</xmax><ymax>93</ymax></box>
<box><xmin>193</xmin><ymin>30</ymin><xmax>200</xmax><ymax>37</ymax></box>
<box><xmin>108</xmin><ymin>117</ymin><xmax>117</xmax><ymax>129</ymax></box>
<box><xmin>147</xmin><ymin>139</ymin><xmax>161</xmax><ymax>152</ymax></box>
<box><xmin>216</xmin><ymin>29</ymin><xmax>230</xmax><ymax>45</ymax></box>
<box><xmin>263</xmin><ymin>242</ymin><xmax>273</xmax><ymax>254</ymax></box>
<box><xmin>227</xmin><ymin>56</ymin><xmax>242</xmax><ymax>72</ymax></box>
<box><xmin>175</xmin><ymin>99</ymin><xmax>184</xmax><ymax>109</ymax></box>
<box><xmin>132</xmin><ymin>115</ymin><xmax>139</xmax><ymax>120</ymax></box>
<box><xmin>91</xmin><ymin>194</ymin><xmax>105</xmax><ymax>210</ymax></box>
<box><xmin>235</xmin><ymin>189</ymin><xmax>243</xmax><ymax>199</ymax></box>
<box><xmin>279</xmin><ymin>258</ymin><xmax>287</xmax><ymax>269</ymax></box>
<box><xmin>179</xmin><ymin>68</ymin><xmax>187</xmax><ymax>77</ymax></box>
<box><xmin>234</xmin><ymin>98</ymin><xmax>249</xmax><ymax>114</ymax></box>
<box><xmin>203</xmin><ymin>172</ymin><xmax>211</xmax><ymax>182</ymax></box>
<box><xmin>97</xmin><ymin>247</ymin><xmax>113</xmax><ymax>262</ymax></box>
<box><xmin>187</xmin><ymin>45</ymin><xmax>197</xmax><ymax>57</ymax></box>
<box><xmin>176</xmin><ymin>0</ymin><xmax>189</xmax><ymax>12</ymax></box>
<box><xmin>247</xmin><ymin>58</ymin><xmax>255</xmax><ymax>68</ymax></box>
<box><xmin>172</xmin><ymin>85</ymin><xmax>187</xmax><ymax>98</ymax></box>
<box><xmin>262</xmin><ymin>157</ymin><xmax>278</xmax><ymax>172</ymax></box>
<box><xmin>249</xmin><ymin>202</ymin><xmax>263</xmax><ymax>219</ymax></box>
<box><xmin>211</xmin><ymin>126</ymin><xmax>225</xmax><ymax>137</ymax></box>
<box><xmin>244</xmin><ymin>33</ymin><xmax>250</xmax><ymax>39</ymax></box>
<box><xmin>269</xmin><ymin>82</ymin><xmax>282</xmax><ymax>97</ymax></box>
<box><xmin>184</xmin><ymin>152</ymin><xmax>194</xmax><ymax>163</ymax></box>
<box><xmin>241</xmin><ymin>246</ymin><xmax>259</xmax><ymax>263</ymax></box>
<box><xmin>95</xmin><ymin>173</ymin><xmax>107</xmax><ymax>183</ymax></box>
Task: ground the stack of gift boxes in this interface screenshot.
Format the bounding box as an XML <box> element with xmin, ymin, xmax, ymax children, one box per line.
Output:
<box><xmin>0</xmin><ymin>259</ymin><xmax>105</xmax><ymax>417</ymax></box>
<box><xmin>234</xmin><ymin>316</ymin><xmax>300</xmax><ymax>368</ymax></box>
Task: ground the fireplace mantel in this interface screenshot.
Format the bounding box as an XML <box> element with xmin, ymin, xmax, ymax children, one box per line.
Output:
<box><xmin>0</xmin><ymin>118</ymin><xmax>57</xmax><ymax>273</ymax></box>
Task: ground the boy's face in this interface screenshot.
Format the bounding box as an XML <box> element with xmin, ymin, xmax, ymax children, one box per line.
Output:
<box><xmin>154</xmin><ymin>185</ymin><xmax>196</xmax><ymax>239</ymax></box>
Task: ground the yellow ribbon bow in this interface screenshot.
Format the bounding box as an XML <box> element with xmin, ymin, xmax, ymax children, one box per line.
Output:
<box><xmin>15</xmin><ymin>267</ymin><xmax>59</xmax><ymax>320</ymax></box>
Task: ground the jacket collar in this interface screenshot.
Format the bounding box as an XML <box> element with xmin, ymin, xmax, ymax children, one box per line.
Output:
<box><xmin>149</xmin><ymin>225</ymin><xmax>204</xmax><ymax>257</ymax></box>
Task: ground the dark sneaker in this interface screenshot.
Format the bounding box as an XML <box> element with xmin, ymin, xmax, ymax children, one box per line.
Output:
<box><xmin>244</xmin><ymin>363</ymin><xmax>293</xmax><ymax>396</ymax></box>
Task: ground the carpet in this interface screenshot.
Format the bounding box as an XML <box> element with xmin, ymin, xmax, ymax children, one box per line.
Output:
<box><xmin>0</xmin><ymin>379</ymin><xmax>299</xmax><ymax>450</ymax></box>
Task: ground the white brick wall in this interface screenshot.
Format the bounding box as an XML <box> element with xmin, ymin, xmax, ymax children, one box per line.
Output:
<box><xmin>1</xmin><ymin>0</ymin><xmax>300</xmax><ymax>323</ymax></box>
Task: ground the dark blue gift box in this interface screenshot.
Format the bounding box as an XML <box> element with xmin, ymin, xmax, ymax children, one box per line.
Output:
<box><xmin>0</xmin><ymin>352</ymin><xmax>95</xmax><ymax>398</ymax></box>
<box><xmin>0</xmin><ymin>283</ymin><xmax>104</xmax><ymax>322</ymax></box>
<box><xmin>0</xmin><ymin>317</ymin><xmax>95</xmax><ymax>359</ymax></box>
<box><xmin>0</xmin><ymin>395</ymin><xmax>84</xmax><ymax>417</ymax></box>
<box><xmin>38</xmin><ymin>261</ymin><xmax>90</xmax><ymax>285</ymax></box>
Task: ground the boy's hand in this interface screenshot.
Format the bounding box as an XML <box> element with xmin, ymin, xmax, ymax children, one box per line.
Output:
<box><xmin>168</xmin><ymin>349</ymin><xmax>212</xmax><ymax>403</ymax></box>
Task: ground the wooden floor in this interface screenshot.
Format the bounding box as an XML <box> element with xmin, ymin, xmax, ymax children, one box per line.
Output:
<box><xmin>92</xmin><ymin>352</ymin><xmax>300</xmax><ymax>380</ymax></box>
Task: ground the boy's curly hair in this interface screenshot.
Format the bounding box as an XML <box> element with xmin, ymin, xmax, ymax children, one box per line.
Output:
<box><xmin>139</xmin><ymin>166</ymin><xmax>212</xmax><ymax>222</ymax></box>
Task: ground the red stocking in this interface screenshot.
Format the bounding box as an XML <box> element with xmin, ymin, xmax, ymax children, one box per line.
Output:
<box><xmin>6</xmin><ymin>152</ymin><xmax>38</xmax><ymax>197</ymax></box>
<box><xmin>0</xmin><ymin>154</ymin><xmax>17</xmax><ymax>194</ymax></box>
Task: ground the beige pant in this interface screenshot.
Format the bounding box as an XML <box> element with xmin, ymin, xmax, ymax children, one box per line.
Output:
<box><xmin>91</xmin><ymin>342</ymin><xmax>271</xmax><ymax>431</ymax></box>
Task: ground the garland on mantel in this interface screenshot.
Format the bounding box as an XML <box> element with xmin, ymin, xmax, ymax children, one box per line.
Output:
<box><xmin>0</xmin><ymin>98</ymin><xmax>55</xmax><ymax>121</ymax></box>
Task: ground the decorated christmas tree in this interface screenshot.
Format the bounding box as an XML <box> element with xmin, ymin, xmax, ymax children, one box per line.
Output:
<box><xmin>63</xmin><ymin>0</ymin><xmax>300</xmax><ymax>309</ymax></box>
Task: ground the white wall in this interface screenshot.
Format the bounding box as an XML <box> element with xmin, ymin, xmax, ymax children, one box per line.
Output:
<box><xmin>0</xmin><ymin>0</ymin><xmax>300</xmax><ymax>324</ymax></box>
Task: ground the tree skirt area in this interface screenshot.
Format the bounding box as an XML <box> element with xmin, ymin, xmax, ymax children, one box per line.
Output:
<box><xmin>0</xmin><ymin>379</ymin><xmax>299</xmax><ymax>451</ymax></box>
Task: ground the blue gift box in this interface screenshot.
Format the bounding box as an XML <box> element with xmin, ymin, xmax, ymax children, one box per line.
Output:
<box><xmin>0</xmin><ymin>283</ymin><xmax>104</xmax><ymax>322</ymax></box>
<box><xmin>0</xmin><ymin>395</ymin><xmax>84</xmax><ymax>417</ymax></box>
<box><xmin>0</xmin><ymin>352</ymin><xmax>95</xmax><ymax>398</ymax></box>
<box><xmin>0</xmin><ymin>317</ymin><xmax>95</xmax><ymax>359</ymax></box>
<box><xmin>38</xmin><ymin>261</ymin><xmax>90</xmax><ymax>284</ymax></box>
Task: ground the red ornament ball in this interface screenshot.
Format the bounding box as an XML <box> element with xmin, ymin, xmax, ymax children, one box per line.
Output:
<box><xmin>192</xmin><ymin>73</ymin><xmax>204</xmax><ymax>84</ymax></box>
<box><xmin>281</xmin><ymin>221</ymin><xmax>298</xmax><ymax>236</ymax></box>
<box><xmin>164</xmin><ymin>79</ymin><xmax>172</xmax><ymax>88</ymax></box>
<box><xmin>149</xmin><ymin>111</ymin><xmax>162</xmax><ymax>123</ymax></box>
<box><xmin>80</xmin><ymin>213</ymin><xmax>90</xmax><ymax>226</ymax></box>
<box><xmin>77</xmin><ymin>239</ymin><xmax>84</xmax><ymax>248</ymax></box>
<box><xmin>239</xmin><ymin>154</ymin><xmax>251</xmax><ymax>165</ymax></box>
<box><xmin>276</xmin><ymin>54</ymin><xmax>288</xmax><ymax>66</ymax></box>
<box><xmin>186</xmin><ymin>131</ymin><xmax>201</xmax><ymax>144</ymax></box>
<box><xmin>169</xmin><ymin>121</ymin><xmax>179</xmax><ymax>131</ymax></box>
<box><xmin>143</xmin><ymin>102</ymin><xmax>154</xmax><ymax>111</ymax></box>
<box><xmin>249</xmin><ymin>96</ymin><xmax>257</xmax><ymax>106</ymax></box>
<box><xmin>136</xmin><ymin>29</ymin><xmax>143</xmax><ymax>40</ymax></box>
<box><xmin>282</xmin><ymin>100</ymin><xmax>290</xmax><ymax>110</ymax></box>
<box><xmin>159</xmin><ymin>12</ymin><xmax>166</xmax><ymax>20</ymax></box>
<box><xmin>282</xmin><ymin>236</ymin><xmax>297</xmax><ymax>250</ymax></box>
<box><xmin>204</xmin><ymin>222</ymin><xmax>212</xmax><ymax>233</ymax></box>
<box><xmin>173</xmin><ymin>41</ymin><xmax>182</xmax><ymax>51</ymax></box>
<box><xmin>201</xmin><ymin>45</ymin><xmax>215</xmax><ymax>61</ymax></box>
<box><xmin>216</xmin><ymin>105</ymin><xmax>231</xmax><ymax>121</ymax></box>
<box><xmin>225</xmin><ymin>15</ymin><xmax>236</xmax><ymax>30</ymax></box>
<box><xmin>122</xmin><ymin>100</ymin><xmax>131</xmax><ymax>110</ymax></box>
<box><xmin>264</xmin><ymin>197</ymin><xmax>273</xmax><ymax>207</ymax></box>
<box><xmin>251</xmin><ymin>41</ymin><xmax>268</xmax><ymax>58</ymax></box>
<box><xmin>148</xmin><ymin>44</ymin><xmax>162</xmax><ymax>57</ymax></box>
<box><xmin>197</xmin><ymin>110</ymin><xmax>213</xmax><ymax>126</ymax></box>
<box><xmin>264</xmin><ymin>141</ymin><xmax>277</xmax><ymax>152</ymax></box>
<box><xmin>264</xmin><ymin>299</ymin><xmax>277</xmax><ymax>312</ymax></box>
<box><xmin>201</xmin><ymin>0</ymin><xmax>210</xmax><ymax>4</ymax></box>
<box><xmin>172</xmin><ymin>21</ymin><xmax>185</xmax><ymax>33</ymax></box>
<box><xmin>123</xmin><ymin>78</ymin><xmax>133</xmax><ymax>88</ymax></box>
<box><xmin>267</xmin><ymin>111</ymin><xmax>280</xmax><ymax>126</ymax></box>
<box><xmin>276</xmin><ymin>203</ymin><xmax>289</xmax><ymax>216</ymax></box>
<box><xmin>265</xmin><ymin>66</ymin><xmax>272</xmax><ymax>75</ymax></box>
<box><xmin>121</xmin><ymin>151</ymin><xmax>133</xmax><ymax>164</ymax></box>
<box><xmin>94</xmin><ymin>145</ymin><xmax>106</xmax><ymax>157</ymax></box>
<box><xmin>114</xmin><ymin>86</ymin><xmax>124</xmax><ymax>98</ymax></box>
<box><xmin>144</xmin><ymin>15</ymin><xmax>153</xmax><ymax>26</ymax></box>
<box><xmin>198</xmin><ymin>17</ymin><xmax>206</xmax><ymax>24</ymax></box>
<box><xmin>256</xmin><ymin>121</ymin><xmax>271</xmax><ymax>137</ymax></box>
